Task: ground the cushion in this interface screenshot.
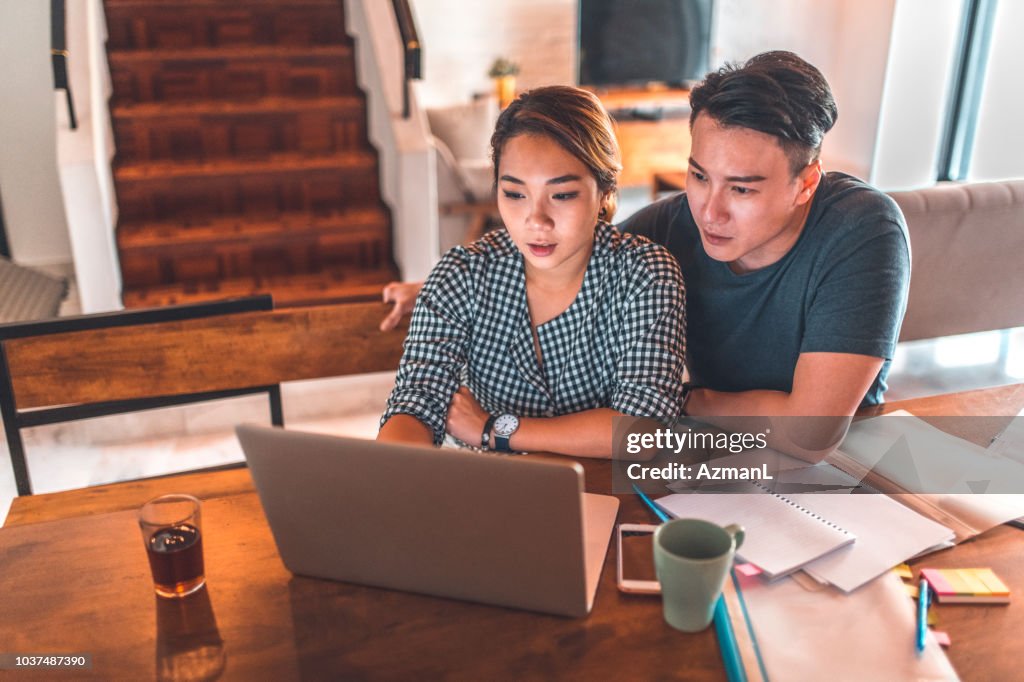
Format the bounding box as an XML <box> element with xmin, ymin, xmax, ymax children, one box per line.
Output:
<box><xmin>426</xmin><ymin>97</ymin><xmax>499</xmax><ymax>164</ymax></box>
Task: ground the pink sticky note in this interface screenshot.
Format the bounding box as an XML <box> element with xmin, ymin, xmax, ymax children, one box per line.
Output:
<box><xmin>932</xmin><ymin>631</ymin><xmax>952</xmax><ymax>648</ymax></box>
<box><xmin>736</xmin><ymin>563</ymin><xmax>762</xmax><ymax>577</ymax></box>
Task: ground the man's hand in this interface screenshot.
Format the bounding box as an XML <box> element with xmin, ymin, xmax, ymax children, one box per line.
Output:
<box><xmin>446</xmin><ymin>386</ymin><xmax>489</xmax><ymax>447</ymax></box>
<box><xmin>379</xmin><ymin>281</ymin><xmax>424</xmax><ymax>332</ymax></box>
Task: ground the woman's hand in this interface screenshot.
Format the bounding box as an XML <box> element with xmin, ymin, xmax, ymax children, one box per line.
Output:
<box><xmin>380</xmin><ymin>281</ymin><xmax>424</xmax><ymax>331</ymax></box>
<box><xmin>446</xmin><ymin>387</ymin><xmax>490</xmax><ymax>447</ymax></box>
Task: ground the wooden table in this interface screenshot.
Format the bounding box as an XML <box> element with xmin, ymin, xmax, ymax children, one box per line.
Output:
<box><xmin>3</xmin><ymin>385</ymin><xmax>1022</xmax><ymax>680</ymax></box>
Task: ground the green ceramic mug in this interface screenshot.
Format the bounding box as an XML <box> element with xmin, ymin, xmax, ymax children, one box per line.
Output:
<box><xmin>653</xmin><ymin>518</ymin><xmax>745</xmax><ymax>632</ymax></box>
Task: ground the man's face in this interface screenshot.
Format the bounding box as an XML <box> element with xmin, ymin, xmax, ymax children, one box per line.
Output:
<box><xmin>686</xmin><ymin>113</ymin><xmax>821</xmax><ymax>274</ymax></box>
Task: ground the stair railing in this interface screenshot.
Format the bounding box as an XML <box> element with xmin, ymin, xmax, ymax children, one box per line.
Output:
<box><xmin>390</xmin><ymin>0</ymin><xmax>422</xmax><ymax>118</ymax></box>
<box><xmin>51</xmin><ymin>0</ymin><xmax>78</xmax><ymax>129</ymax></box>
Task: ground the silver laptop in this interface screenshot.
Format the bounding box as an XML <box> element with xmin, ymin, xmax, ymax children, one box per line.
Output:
<box><xmin>236</xmin><ymin>424</ymin><xmax>619</xmax><ymax>618</ymax></box>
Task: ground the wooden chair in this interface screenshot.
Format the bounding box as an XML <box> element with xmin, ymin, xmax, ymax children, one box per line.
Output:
<box><xmin>0</xmin><ymin>296</ymin><xmax>407</xmax><ymax>496</ymax></box>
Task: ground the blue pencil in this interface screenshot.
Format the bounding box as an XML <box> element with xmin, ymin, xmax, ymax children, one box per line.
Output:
<box><xmin>632</xmin><ymin>483</ymin><xmax>671</xmax><ymax>522</ymax></box>
<box><xmin>714</xmin><ymin>595</ymin><xmax>748</xmax><ymax>682</ymax></box>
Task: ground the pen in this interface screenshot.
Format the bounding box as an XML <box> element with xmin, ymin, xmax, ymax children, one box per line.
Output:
<box><xmin>632</xmin><ymin>483</ymin><xmax>671</xmax><ymax>523</ymax></box>
<box><xmin>916</xmin><ymin>578</ymin><xmax>929</xmax><ymax>653</ymax></box>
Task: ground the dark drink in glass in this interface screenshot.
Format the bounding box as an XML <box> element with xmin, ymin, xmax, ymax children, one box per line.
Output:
<box><xmin>146</xmin><ymin>523</ymin><xmax>205</xmax><ymax>597</ymax></box>
<box><xmin>139</xmin><ymin>494</ymin><xmax>206</xmax><ymax>598</ymax></box>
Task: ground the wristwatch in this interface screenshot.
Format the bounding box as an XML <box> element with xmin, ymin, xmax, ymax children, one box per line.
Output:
<box><xmin>481</xmin><ymin>414</ymin><xmax>497</xmax><ymax>449</ymax></box>
<box><xmin>493</xmin><ymin>414</ymin><xmax>520</xmax><ymax>452</ymax></box>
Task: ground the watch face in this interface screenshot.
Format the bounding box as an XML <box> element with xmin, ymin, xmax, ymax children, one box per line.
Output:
<box><xmin>494</xmin><ymin>414</ymin><xmax>519</xmax><ymax>437</ymax></box>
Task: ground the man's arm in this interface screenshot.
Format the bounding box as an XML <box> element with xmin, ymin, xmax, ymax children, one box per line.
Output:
<box><xmin>380</xmin><ymin>281</ymin><xmax>424</xmax><ymax>331</ymax></box>
<box><xmin>686</xmin><ymin>352</ymin><xmax>884</xmax><ymax>463</ymax></box>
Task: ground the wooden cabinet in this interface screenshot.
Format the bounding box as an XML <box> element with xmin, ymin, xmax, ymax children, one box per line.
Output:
<box><xmin>591</xmin><ymin>87</ymin><xmax>692</xmax><ymax>188</ymax></box>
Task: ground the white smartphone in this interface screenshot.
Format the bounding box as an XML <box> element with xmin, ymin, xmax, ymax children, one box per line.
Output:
<box><xmin>615</xmin><ymin>523</ymin><xmax>662</xmax><ymax>594</ymax></box>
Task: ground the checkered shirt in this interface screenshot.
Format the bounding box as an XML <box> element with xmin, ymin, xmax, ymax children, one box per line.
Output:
<box><xmin>380</xmin><ymin>222</ymin><xmax>687</xmax><ymax>444</ymax></box>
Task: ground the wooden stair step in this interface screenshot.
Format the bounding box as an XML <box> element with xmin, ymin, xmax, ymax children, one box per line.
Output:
<box><xmin>106</xmin><ymin>0</ymin><xmax>340</xmax><ymax>6</ymax></box>
<box><xmin>114</xmin><ymin>157</ymin><xmax>383</xmax><ymax>225</ymax></box>
<box><xmin>105</xmin><ymin>0</ymin><xmax>345</xmax><ymax>52</ymax></box>
<box><xmin>117</xmin><ymin>209</ymin><xmax>391</xmax><ymax>286</ymax></box>
<box><xmin>121</xmin><ymin>266</ymin><xmax>399</xmax><ymax>309</ymax></box>
<box><xmin>117</xmin><ymin>207</ymin><xmax>388</xmax><ymax>251</ymax></box>
<box><xmin>114</xmin><ymin>151</ymin><xmax>375</xmax><ymax>183</ymax></box>
<box><xmin>108</xmin><ymin>44</ymin><xmax>352</xmax><ymax>65</ymax></box>
<box><xmin>112</xmin><ymin>96</ymin><xmax>368</xmax><ymax>164</ymax></box>
<box><xmin>112</xmin><ymin>95</ymin><xmax>362</xmax><ymax>119</ymax></box>
<box><xmin>108</xmin><ymin>45</ymin><xmax>356</xmax><ymax>104</ymax></box>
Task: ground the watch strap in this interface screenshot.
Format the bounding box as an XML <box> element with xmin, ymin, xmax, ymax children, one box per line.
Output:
<box><xmin>481</xmin><ymin>415</ymin><xmax>497</xmax><ymax>449</ymax></box>
<box><xmin>495</xmin><ymin>433</ymin><xmax>512</xmax><ymax>452</ymax></box>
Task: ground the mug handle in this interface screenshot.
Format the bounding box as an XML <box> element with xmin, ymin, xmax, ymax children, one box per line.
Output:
<box><xmin>724</xmin><ymin>523</ymin><xmax>745</xmax><ymax>551</ymax></box>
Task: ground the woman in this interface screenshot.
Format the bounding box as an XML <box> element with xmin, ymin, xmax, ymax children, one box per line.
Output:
<box><xmin>378</xmin><ymin>86</ymin><xmax>685</xmax><ymax>458</ymax></box>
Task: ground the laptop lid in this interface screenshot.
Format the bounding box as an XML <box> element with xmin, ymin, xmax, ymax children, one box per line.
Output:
<box><xmin>236</xmin><ymin>424</ymin><xmax>618</xmax><ymax>618</ymax></box>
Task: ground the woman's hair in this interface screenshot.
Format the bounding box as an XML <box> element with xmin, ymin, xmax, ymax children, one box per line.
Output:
<box><xmin>491</xmin><ymin>85</ymin><xmax>622</xmax><ymax>221</ymax></box>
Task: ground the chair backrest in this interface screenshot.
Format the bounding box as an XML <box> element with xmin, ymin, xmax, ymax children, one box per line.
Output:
<box><xmin>0</xmin><ymin>297</ymin><xmax>408</xmax><ymax>495</ymax></box>
<box><xmin>889</xmin><ymin>179</ymin><xmax>1024</xmax><ymax>342</ymax></box>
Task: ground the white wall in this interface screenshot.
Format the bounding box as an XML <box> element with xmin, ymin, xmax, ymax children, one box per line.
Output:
<box><xmin>0</xmin><ymin>0</ymin><xmax>73</xmax><ymax>265</ymax></box>
<box><xmin>713</xmin><ymin>0</ymin><xmax>898</xmax><ymax>180</ymax></box>
<box><xmin>968</xmin><ymin>0</ymin><xmax>1024</xmax><ymax>182</ymax></box>
<box><xmin>871</xmin><ymin>0</ymin><xmax>962</xmax><ymax>191</ymax></box>
<box><xmin>411</xmin><ymin>0</ymin><xmax>897</xmax><ymax>180</ymax></box>
<box><xmin>411</xmin><ymin>0</ymin><xmax>577</xmax><ymax>107</ymax></box>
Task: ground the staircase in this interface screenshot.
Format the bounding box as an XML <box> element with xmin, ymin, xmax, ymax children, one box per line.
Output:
<box><xmin>104</xmin><ymin>0</ymin><xmax>398</xmax><ymax>308</ymax></box>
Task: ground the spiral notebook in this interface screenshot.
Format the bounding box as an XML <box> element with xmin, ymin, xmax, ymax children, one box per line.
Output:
<box><xmin>655</xmin><ymin>482</ymin><xmax>856</xmax><ymax>580</ymax></box>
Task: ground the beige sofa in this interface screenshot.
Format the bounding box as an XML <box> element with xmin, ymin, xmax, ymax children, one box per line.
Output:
<box><xmin>888</xmin><ymin>179</ymin><xmax>1024</xmax><ymax>342</ymax></box>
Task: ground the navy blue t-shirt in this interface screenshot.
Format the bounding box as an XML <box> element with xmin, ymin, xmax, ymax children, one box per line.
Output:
<box><xmin>618</xmin><ymin>172</ymin><xmax>910</xmax><ymax>405</ymax></box>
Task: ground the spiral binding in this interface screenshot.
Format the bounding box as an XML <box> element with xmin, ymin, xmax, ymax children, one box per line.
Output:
<box><xmin>750</xmin><ymin>481</ymin><xmax>854</xmax><ymax>536</ymax></box>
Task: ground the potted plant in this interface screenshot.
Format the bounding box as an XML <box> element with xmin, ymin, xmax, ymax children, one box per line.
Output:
<box><xmin>488</xmin><ymin>57</ymin><xmax>520</xmax><ymax>108</ymax></box>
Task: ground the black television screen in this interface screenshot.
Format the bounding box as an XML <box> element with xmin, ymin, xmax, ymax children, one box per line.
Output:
<box><xmin>578</xmin><ymin>0</ymin><xmax>713</xmax><ymax>88</ymax></box>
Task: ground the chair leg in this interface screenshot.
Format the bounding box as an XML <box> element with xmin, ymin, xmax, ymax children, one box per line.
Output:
<box><xmin>269</xmin><ymin>385</ymin><xmax>284</xmax><ymax>427</ymax></box>
<box><xmin>6</xmin><ymin>429</ymin><xmax>32</xmax><ymax>496</ymax></box>
<box><xmin>1</xmin><ymin>348</ymin><xmax>32</xmax><ymax>495</ymax></box>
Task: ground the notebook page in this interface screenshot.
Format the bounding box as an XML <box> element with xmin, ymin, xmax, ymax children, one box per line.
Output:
<box><xmin>789</xmin><ymin>493</ymin><xmax>955</xmax><ymax>593</ymax></box>
<box><xmin>655</xmin><ymin>483</ymin><xmax>855</xmax><ymax>580</ymax></box>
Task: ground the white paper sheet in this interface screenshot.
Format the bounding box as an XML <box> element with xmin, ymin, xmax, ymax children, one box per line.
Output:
<box><xmin>790</xmin><ymin>493</ymin><xmax>955</xmax><ymax>593</ymax></box>
<box><xmin>733</xmin><ymin>571</ymin><xmax>958</xmax><ymax>681</ymax></box>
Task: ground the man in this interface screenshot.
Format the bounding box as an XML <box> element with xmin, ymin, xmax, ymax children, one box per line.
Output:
<box><xmin>381</xmin><ymin>51</ymin><xmax>910</xmax><ymax>432</ymax></box>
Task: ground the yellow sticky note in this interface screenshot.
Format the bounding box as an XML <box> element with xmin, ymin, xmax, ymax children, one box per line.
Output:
<box><xmin>928</xmin><ymin>609</ymin><xmax>939</xmax><ymax>627</ymax></box>
<box><xmin>958</xmin><ymin>569</ymin><xmax>990</xmax><ymax>595</ymax></box>
<box><xmin>944</xmin><ymin>569</ymin><xmax>974</xmax><ymax>595</ymax></box>
<box><xmin>973</xmin><ymin>568</ymin><xmax>1010</xmax><ymax>596</ymax></box>
<box><xmin>894</xmin><ymin>564</ymin><xmax>913</xmax><ymax>580</ymax></box>
<box><xmin>905</xmin><ymin>582</ymin><xmax>919</xmax><ymax>599</ymax></box>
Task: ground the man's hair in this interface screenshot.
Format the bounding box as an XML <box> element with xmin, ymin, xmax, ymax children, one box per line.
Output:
<box><xmin>689</xmin><ymin>51</ymin><xmax>838</xmax><ymax>176</ymax></box>
<box><xmin>491</xmin><ymin>85</ymin><xmax>622</xmax><ymax>220</ymax></box>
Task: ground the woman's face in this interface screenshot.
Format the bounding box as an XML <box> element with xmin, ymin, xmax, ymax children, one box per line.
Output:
<box><xmin>497</xmin><ymin>134</ymin><xmax>607</xmax><ymax>279</ymax></box>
